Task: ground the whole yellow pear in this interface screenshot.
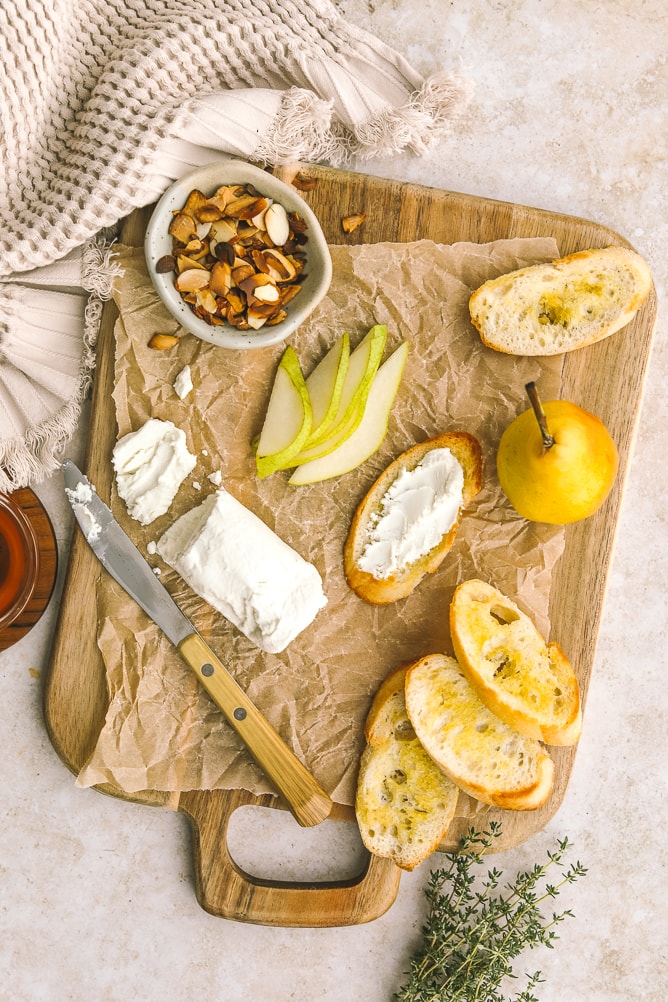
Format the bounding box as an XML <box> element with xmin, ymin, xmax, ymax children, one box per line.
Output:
<box><xmin>497</xmin><ymin>388</ymin><xmax>619</xmax><ymax>524</ymax></box>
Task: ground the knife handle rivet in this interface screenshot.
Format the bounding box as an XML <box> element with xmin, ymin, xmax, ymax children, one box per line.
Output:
<box><xmin>233</xmin><ymin>707</ymin><xmax>247</xmax><ymax>721</ymax></box>
<box><xmin>201</xmin><ymin>663</ymin><xmax>214</xmax><ymax>677</ymax></box>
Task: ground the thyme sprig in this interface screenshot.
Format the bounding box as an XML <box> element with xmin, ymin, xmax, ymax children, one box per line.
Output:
<box><xmin>394</xmin><ymin>822</ymin><xmax>587</xmax><ymax>1002</ymax></box>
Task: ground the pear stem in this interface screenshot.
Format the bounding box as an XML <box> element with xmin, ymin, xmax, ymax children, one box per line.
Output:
<box><xmin>525</xmin><ymin>381</ymin><xmax>555</xmax><ymax>450</ymax></box>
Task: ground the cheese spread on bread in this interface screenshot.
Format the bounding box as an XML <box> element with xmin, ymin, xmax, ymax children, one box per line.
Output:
<box><xmin>112</xmin><ymin>418</ymin><xmax>196</xmax><ymax>525</ymax></box>
<box><xmin>357</xmin><ymin>448</ymin><xmax>464</xmax><ymax>580</ymax></box>
<box><xmin>156</xmin><ymin>488</ymin><xmax>327</xmax><ymax>653</ymax></box>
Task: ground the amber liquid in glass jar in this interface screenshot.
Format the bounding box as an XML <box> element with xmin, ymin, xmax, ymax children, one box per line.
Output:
<box><xmin>0</xmin><ymin>503</ymin><xmax>30</xmax><ymax>620</ymax></box>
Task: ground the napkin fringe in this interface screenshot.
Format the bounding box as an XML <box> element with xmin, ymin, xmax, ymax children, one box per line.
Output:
<box><xmin>256</xmin><ymin>73</ymin><xmax>468</xmax><ymax>166</ymax></box>
<box><xmin>351</xmin><ymin>72</ymin><xmax>469</xmax><ymax>159</ymax></box>
<box><xmin>81</xmin><ymin>234</ymin><xmax>123</xmax><ymax>303</ymax></box>
<box><xmin>255</xmin><ymin>88</ymin><xmax>345</xmax><ymax>165</ymax></box>
<box><xmin>0</xmin><ymin>237</ymin><xmax>120</xmax><ymax>492</ymax></box>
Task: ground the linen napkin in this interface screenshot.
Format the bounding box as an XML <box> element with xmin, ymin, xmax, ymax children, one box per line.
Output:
<box><xmin>0</xmin><ymin>0</ymin><xmax>466</xmax><ymax>491</ymax></box>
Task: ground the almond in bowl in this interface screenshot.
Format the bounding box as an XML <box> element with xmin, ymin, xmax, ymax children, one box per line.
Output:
<box><xmin>145</xmin><ymin>159</ymin><xmax>332</xmax><ymax>350</ymax></box>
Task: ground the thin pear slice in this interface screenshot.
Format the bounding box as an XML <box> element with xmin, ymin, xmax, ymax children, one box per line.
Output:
<box><xmin>273</xmin><ymin>327</ymin><xmax>387</xmax><ymax>470</ymax></box>
<box><xmin>306</xmin><ymin>332</ymin><xmax>350</xmax><ymax>442</ymax></box>
<box><xmin>286</xmin><ymin>400</ymin><xmax>368</xmax><ymax>468</ymax></box>
<box><xmin>255</xmin><ymin>346</ymin><xmax>312</xmax><ymax>478</ymax></box>
<box><xmin>303</xmin><ymin>324</ymin><xmax>387</xmax><ymax>449</ymax></box>
<box><xmin>288</xmin><ymin>341</ymin><xmax>409</xmax><ymax>486</ymax></box>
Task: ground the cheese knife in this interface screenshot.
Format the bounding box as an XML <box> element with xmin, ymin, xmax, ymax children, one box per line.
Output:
<box><xmin>62</xmin><ymin>459</ymin><xmax>332</xmax><ymax>827</ymax></box>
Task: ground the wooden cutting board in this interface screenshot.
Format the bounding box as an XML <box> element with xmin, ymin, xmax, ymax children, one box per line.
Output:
<box><xmin>43</xmin><ymin>164</ymin><xmax>657</xmax><ymax>926</ymax></box>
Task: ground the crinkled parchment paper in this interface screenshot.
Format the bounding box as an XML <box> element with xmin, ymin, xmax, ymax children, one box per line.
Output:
<box><xmin>77</xmin><ymin>236</ymin><xmax>565</xmax><ymax>805</ymax></box>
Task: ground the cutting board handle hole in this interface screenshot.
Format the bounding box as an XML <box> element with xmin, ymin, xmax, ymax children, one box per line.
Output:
<box><xmin>226</xmin><ymin>804</ymin><xmax>368</xmax><ymax>882</ymax></box>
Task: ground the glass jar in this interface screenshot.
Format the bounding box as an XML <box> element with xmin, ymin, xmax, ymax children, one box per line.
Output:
<box><xmin>0</xmin><ymin>492</ymin><xmax>40</xmax><ymax>631</ymax></box>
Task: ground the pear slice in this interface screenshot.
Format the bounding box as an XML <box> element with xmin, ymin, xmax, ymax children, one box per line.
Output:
<box><xmin>255</xmin><ymin>346</ymin><xmax>312</xmax><ymax>478</ymax></box>
<box><xmin>288</xmin><ymin>341</ymin><xmax>409</xmax><ymax>486</ymax></box>
<box><xmin>303</xmin><ymin>325</ymin><xmax>387</xmax><ymax>450</ymax></box>
<box><xmin>306</xmin><ymin>332</ymin><xmax>350</xmax><ymax>443</ymax></box>
<box><xmin>286</xmin><ymin>400</ymin><xmax>366</xmax><ymax>468</ymax></box>
<box><xmin>276</xmin><ymin>326</ymin><xmax>387</xmax><ymax>470</ymax></box>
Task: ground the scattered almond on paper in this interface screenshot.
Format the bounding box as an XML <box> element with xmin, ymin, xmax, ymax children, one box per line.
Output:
<box><xmin>148</xmin><ymin>333</ymin><xmax>179</xmax><ymax>350</ymax></box>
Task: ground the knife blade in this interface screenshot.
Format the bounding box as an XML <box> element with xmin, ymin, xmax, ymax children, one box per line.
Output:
<box><xmin>62</xmin><ymin>459</ymin><xmax>332</xmax><ymax>827</ymax></box>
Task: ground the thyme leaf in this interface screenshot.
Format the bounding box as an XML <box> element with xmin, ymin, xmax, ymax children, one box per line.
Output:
<box><xmin>394</xmin><ymin>822</ymin><xmax>587</xmax><ymax>1002</ymax></box>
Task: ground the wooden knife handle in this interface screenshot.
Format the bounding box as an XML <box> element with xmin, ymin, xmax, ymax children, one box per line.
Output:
<box><xmin>178</xmin><ymin>632</ymin><xmax>332</xmax><ymax>828</ymax></box>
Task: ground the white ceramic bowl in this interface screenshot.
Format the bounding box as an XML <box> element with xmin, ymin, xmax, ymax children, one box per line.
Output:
<box><xmin>144</xmin><ymin>159</ymin><xmax>332</xmax><ymax>350</ymax></box>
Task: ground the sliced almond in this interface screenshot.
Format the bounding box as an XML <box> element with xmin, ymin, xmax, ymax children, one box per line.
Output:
<box><xmin>253</xmin><ymin>284</ymin><xmax>280</xmax><ymax>303</ymax></box>
<box><xmin>209</xmin><ymin>217</ymin><xmax>238</xmax><ymax>244</ymax></box>
<box><xmin>248</xmin><ymin>303</ymin><xmax>283</xmax><ymax>326</ymax></box>
<box><xmin>246</xmin><ymin>312</ymin><xmax>267</xmax><ymax>330</ymax></box>
<box><xmin>182</xmin><ymin>189</ymin><xmax>208</xmax><ymax>217</ymax></box>
<box><xmin>155</xmin><ymin>254</ymin><xmax>176</xmax><ymax>273</ymax></box>
<box><xmin>261</xmin><ymin>248</ymin><xmax>297</xmax><ymax>283</ymax></box>
<box><xmin>195</xmin><ymin>202</ymin><xmax>225</xmax><ymax>223</ymax></box>
<box><xmin>251</xmin><ymin>249</ymin><xmax>270</xmax><ymax>275</ymax></box>
<box><xmin>148</xmin><ymin>333</ymin><xmax>179</xmax><ymax>350</ymax></box>
<box><xmin>168</xmin><ymin>212</ymin><xmax>198</xmax><ymax>243</ymax></box>
<box><xmin>279</xmin><ymin>283</ymin><xmax>302</xmax><ymax>306</ymax></box>
<box><xmin>175</xmin><ymin>269</ymin><xmax>211</xmax><ymax>292</ymax></box>
<box><xmin>232</xmin><ymin>262</ymin><xmax>256</xmax><ymax>285</ymax></box>
<box><xmin>292</xmin><ymin>173</ymin><xmax>317</xmax><ymax>191</ymax></box>
<box><xmin>213</xmin><ymin>184</ymin><xmax>245</xmax><ymax>205</ymax></box>
<box><xmin>183</xmin><ymin>238</ymin><xmax>208</xmax><ymax>259</ymax></box>
<box><xmin>213</xmin><ymin>241</ymin><xmax>236</xmax><ymax>266</ymax></box>
<box><xmin>342</xmin><ymin>212</ymin><xmax>366</xmax><ymax>233</ymax></box>
<box><xmin>209</xmin><ymin>260</ymin><xmax>232</xmax><ymax>296</ymax></box>
<box><xmin>264</xmin><ymin>202</ymin><xmax>290</xmax><ymax>246</ymax></box>
<box><xmin>236</xmin><ymin>222</ymin><xmax>259</xmax><ymax>241</ymax></box>
<box><xmin>265</xmin><ymin>309</ymin><xmax>288</xmax><ymax>326</ymax></box>
<box><xmin>225</xmin><ymin>289</ymin><xmax>246</xmax><ymax>314</ymax></box>
<box><xmin>252</xmin><ymin>200</ymin><xmax>272</xmax><ymax>229</ymax></box>
<box><xmin>208</xmin><ymin>188</ymin><xmax>234</xmax><ymax>210</ymax></box>
<box><xmin>240</xmin><ymin>273</ymin><xmax>280</xmax><ymax>304</ymax></box>
<box><xmin>227</xmin><ymin>312</ymin><xmax>251</xmax><ymax>330</ymax></box>
<box><xmin>226</xmin><ymin>194</ymin><xmax>269</xmax><ymax>220</ymax></box>
<box><xmin>196</xmin><ymin>289</ymin><xmax>219</xmax><ymax>313</ymax></box>
<box><xmin>289</xmin><ymin>213</ymin><xmax>308</xmax><ymax>234</ymax></box>
<box><xmin>176</xmin><ymin>254</ymin><xmax>209</xmax><ymax>273</ymax></box>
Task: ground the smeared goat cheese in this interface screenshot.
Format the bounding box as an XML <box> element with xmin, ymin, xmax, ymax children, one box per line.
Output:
<box><xmin>358</xmin><ymin>448</ymin><xmax>464</xmax><ymax>580</ymax></box>
<box><xmin>65</xmin><ymin>481</ymin><xmax>102</xmax><ymax>542</ymax></box>
<box><xmin>112</xmin><ymin>418</ymin><xmax>196</xmax><ymax>525</ymax></box>
<box><xmin>173</xmin><ymin>364</ymin><xmax>193</xmax><ymax>400</ymax></box>
<box><xmin>156</xmin><ymin>489</ymin><xmax>327</xmax><ymax>653</ymax></box>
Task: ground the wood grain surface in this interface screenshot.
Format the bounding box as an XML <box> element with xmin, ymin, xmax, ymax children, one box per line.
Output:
<box><xmin>43</xmin><ymin>164</ymin><xmax>657</xmax><ymax>925</ymax></box>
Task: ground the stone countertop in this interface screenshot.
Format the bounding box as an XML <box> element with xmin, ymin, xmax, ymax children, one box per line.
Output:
<box><xmin>2</xmin><ymin>2</ymin><xmax>666</xmax><ymax>999</ymax></box>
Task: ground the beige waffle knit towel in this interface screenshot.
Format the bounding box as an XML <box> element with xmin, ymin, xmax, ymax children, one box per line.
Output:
<box><xmin>0</xmin><ymin>0</ymin><xmax>465</xmax><ymax>491</ymax></box>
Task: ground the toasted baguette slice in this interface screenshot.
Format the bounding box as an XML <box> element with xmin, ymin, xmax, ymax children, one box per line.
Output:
<box><xmin>404</xmin><ymin>654</ymin><xmax>555</xmax><ymax>811</ymax></box>
<box><xmin>355</xmin><ymin>666</ymin><xmax>459</xmax><ymax>871</ymax></box>
<box><xmin>450</xmin><ymin>579</ymin><xmax>582</xmax><ymax>746</ymax></box>
<box><xmin>344</xmin><ymin>433</ymin><xmax>483</xmax><ymax>604</ymax></box>
<box><xmin>469</xmin><ymin>246</ymin><xmax>652</xmax><ymax>356</ymax></box>
<box><xmin>364</xmin><ymin>665</ymin><xmax>418</xmax><ymax>746</ymax></box>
